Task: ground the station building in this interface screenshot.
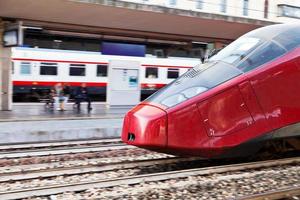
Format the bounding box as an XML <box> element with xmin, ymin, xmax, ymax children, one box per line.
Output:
<box><xmin>125</xmin><ymin>0</ymin><xmax>300</xmax><ymax>23</ymax></box>
<box><xmin>0</xmin><ymin>0</ymin><xmax>299</xmax><ymax>110</ymax></box>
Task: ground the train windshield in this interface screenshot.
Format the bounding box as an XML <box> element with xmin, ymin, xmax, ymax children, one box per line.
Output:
<box><xmin>146</xmin><ymin>61</ymin><xmax>242</xmax><ymax>108</ymax></box>
<box><xmin>146</xmin><ymin>36</ymin><xmax>263</xmax><ymax>108</ymax></box>
<box><xmin>209</xmin><ymin>37</ymin><xmax>262</xmax><ymax>65</ymax></box>
<box><xmin>210</xmin><ymin>36</ymin><xmax>287</xmax><ymax>73</ymax></box>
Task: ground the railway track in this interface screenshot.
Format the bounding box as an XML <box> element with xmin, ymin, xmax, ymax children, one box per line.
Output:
<box><xmin>0</xmin><ymin>142</ymin><xmax>131</xmax><ymax>159</ymax></box>
<box><xmin>0</xmin><ymin>138</ymin><xmax>121</xmax><ymax>152</ymax></box>
<box><xmin>238</xmin><ymin>186</ymin><xmax>300</xmax><ymax>200</ymax></box>
<box><xmin>0</xmin><ymin>146</ymin><xmax>170</xmax><ymax>170</ymax></box>
<box><xmin>0</xmin><ymin>157</ymin><xmax>197</xmax><ymax>182</ymax></box>
<box><xmin>0</xmin><ymin>156</ymin><xmax>299</xmax><ymax>200</ymax></box>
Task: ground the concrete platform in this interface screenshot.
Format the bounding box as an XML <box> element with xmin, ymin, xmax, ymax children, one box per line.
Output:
<box><xmin>0</xmin><ymin>103</ymin><xmax>128</xmax><ymax>122</ymax></box>
<box><xmin>0</xmin><ymin>103</ymin><xmax>130</xmax><ymax>144</ymax></box>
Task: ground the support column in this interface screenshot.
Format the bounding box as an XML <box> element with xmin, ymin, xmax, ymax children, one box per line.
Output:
<box><xmin>0</xmin><ymin>19</ymin><xmax>13</xmax><ymax>111</ymax></box>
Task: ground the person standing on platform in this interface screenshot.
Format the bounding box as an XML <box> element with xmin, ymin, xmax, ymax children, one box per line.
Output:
<box><xmin>75</xmin><ymin>83</ymin><xmax>92</xmax><ymax>111</ymax></box>
<box><xmin>45</xmin><ymin>87</ymin><xmax>55</xmax><ymax>110</ymax></box>
<box><xmin>63</xmin><ymin>83</ymin><xmax>71</xmax><ymax>109</ymax></box>
<box><xmin>54</xmin><ymin>83</ymin><xmax>65</xmax><ymax>111</ymax></box>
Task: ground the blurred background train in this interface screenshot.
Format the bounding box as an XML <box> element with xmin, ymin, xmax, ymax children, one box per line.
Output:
<box><xmin>11</xmin><ymin>47</ymin><xmax>200</xmax><ymax>102</ymax></box>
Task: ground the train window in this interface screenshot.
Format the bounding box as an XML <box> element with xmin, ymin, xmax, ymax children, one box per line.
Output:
<box><xmin>97</xmin><ymin>65</ymin><xmax>108</xmax><ymax>77</ymax></box>
<box><xmin>238</xmin><ymin>42</ymin><xmax>286</xmax><ymax>72</ymax></box>
<box><xmin>69</xmin><ymin>64</ymin><xmax>86</xmax><ymax>76</ymax></box>
<box><xmin>145</xmin><ymin>67</ymin><xmax>158</xmax><ymax>79</ymax></box>
<box><xmin>20</xmin><ymin>62</ymin><xmax>31</xmax><ymax>75</ymax></box>
<box><xmin>167</xmin><ymin>68</ymin><xmax>179</xmax><ymax>79</ymax></box>
<box><xmin>210</xmin><ymin>37</ymin><xmax>261</xmax><ymax>65</ymax></box>
<box><xmin>40</xmin><ymin>63</ymin><xmax>58</xmax><ymax>75</ymax></box>
<box><xmin>274</xmin><ymin>29</ymin><xmax>300</xmax><ymax>51</ymax></box>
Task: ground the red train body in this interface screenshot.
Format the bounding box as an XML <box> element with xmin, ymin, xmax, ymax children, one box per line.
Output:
<box><xmin>122</xmin><ymin>24</ymin><xmax>300</xmax><ymax>158</ymax></box>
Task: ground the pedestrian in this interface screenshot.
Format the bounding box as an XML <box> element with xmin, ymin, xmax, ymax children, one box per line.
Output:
<box><xmin>63</xmin><ymin>83</ymin><xmax>72</xmax><ymax>109</ymax></box>
<box><xmin>75</xmin><ymin>83</ymin><xmax>92</xmax><ymax>111</ymax></box>
<box><xmin>54</xmin><ymin>83</ymin><xmax>65</xmax><ymax>111</ymax></box>
<box><xmin>45</xmin><ymin>87</ymin><xmax>55</xmax><ymax>110</ymax></box>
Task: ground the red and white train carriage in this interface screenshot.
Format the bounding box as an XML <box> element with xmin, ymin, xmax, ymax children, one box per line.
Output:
<box><xmin>11</xmin><ymin>47</ymin><xmax>200</xmax><ymax>101</ymax></box>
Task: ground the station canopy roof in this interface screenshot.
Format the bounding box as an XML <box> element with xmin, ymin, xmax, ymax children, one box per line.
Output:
<box><xmin>0</xmin><ymin>0</ymin><xmax>275</xmax><ymax>43</ymax></box>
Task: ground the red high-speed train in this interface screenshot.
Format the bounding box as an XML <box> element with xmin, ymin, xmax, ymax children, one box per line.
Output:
<box><xmin>122</xmin><ymin>24</ymin><xmax>300</xmax><ymax>158</ymax></box>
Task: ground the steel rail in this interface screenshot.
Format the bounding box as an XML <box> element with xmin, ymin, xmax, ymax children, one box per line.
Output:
<box><xmin>0</xmin><ymin>157</ymin><xmax>299</xmax><ymax>200</ymax></box>
<box><xmin>0</xmin><ymin>138</ymin><xmax>121</xmax><ymax>151</ymax></box>
<box><xmin>0</xmin><ymin>157</ymin><xmax>196</xmax><ymax>182</ymax></box>
<box><xmin>0</xmin><ymin>144</ymin><xmax>133</xmax><ymax>159</ymax></box>
<box><xmin>237</xmin><ymin>186</ymin><xmax>300</xmax><ymax>200</ymax></box>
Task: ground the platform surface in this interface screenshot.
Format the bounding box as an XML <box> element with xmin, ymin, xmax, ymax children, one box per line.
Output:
<box><xmin>0</xmin><ymin>103</ymin><xmax>130</xmax><ymax>122</ymax></box>
<box><xmin>0</xmin><ymin>103</ymin><xmax>131</xmax><ymax>144</ymax></box>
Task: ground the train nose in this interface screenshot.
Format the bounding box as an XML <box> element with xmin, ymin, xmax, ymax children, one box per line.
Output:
<box><xmin>122</xmin><ymin>104</ymin><xmax>167</xmax><ymax>148</ymax></box>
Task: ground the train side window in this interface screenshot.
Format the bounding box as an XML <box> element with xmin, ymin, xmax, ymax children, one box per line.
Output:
<box><xmin>69</xmin><ymin>64</ymin><xmax>86</xmax><ymax>76</ymax></box>
<box><xmin>167</xmin><ymin>68</ymin><xmax>179</xmax><ymax>79</ymax></box>
<box><xmin>40</xmin><ymin>63</ymin><xmax>58</xmax><ymax>75</ymax></box>
<box><xmin>20</xmin><ymin>62</ymin><xmax>31</xmax><ymax>75</ymax></box>
<box><xmin>274</xmin><ymin>29</ymin><xmax>300</xmax><ymax>51</ymax></box>
<box><xmin>145</xmin><ymin>67</ymin><xmax>158</xmax><ymax>79</ymax></box>
<box><xmin>238</xmin><ymin>42</ymin><xmax>286</xmax><ymax>72</ymax></box>
<box><xmin>97</xmin><ymin>65</ymin><xmax>108</xmax><ymax>77</ymax></box>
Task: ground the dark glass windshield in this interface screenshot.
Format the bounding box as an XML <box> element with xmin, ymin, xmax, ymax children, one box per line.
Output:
<box><xmin>146</xmin><ymin>61</ymin><xmax>242</xmax><ymax>108</ymax></box>
<box><xmin>210</xmin><ymin>37</ymin><xmax>262</xmax><ymax>65</ymax></box>
<box><xmin>237</xmin><ymin>41</ymin><xmax>286</xmax><ymax>72</ymax></box>
<box><xmin>273</xmin><ymin>28</ymin><xmax>300</xmax><ymax>51</ymax></box>
<box><xmin>210</xmin><ymin>36</ymin><xmax>287</xmax><ymax>73</ymax></box>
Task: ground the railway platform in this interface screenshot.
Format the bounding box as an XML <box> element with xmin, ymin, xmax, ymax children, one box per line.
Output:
<box><xmin>0</xmin><ymin>102</ymin><xmax>128</xmax><ymax>122</ymax></box>
<box><xmin>0</xmin><ymin>102</ymin><xmax>129</xmax><ymax>144</ymax></box>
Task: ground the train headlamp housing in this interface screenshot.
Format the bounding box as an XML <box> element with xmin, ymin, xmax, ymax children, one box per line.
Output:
<box><xmin>161</xmin><ymin>86</ymin><xmax>208</xmax><ymax>107</ymax></box>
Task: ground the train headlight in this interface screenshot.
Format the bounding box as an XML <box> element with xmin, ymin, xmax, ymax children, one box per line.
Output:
<box><xmin>161</xmin><ymin>86</ymin><xmax>208</xmax><ymax>107</ymax></box>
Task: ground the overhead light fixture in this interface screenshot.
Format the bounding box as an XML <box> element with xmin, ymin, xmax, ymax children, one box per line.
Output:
<box><xmin>147</xmin><ymin>39</ymin><xmax>188</xmax><ymax>45</ymax></box>
<box><xmin>45</xmin><ymin>30</ymin><xmax>102</xmax><ymax>39</ymax></box>
<box><xmin>192</xmin><ymin>41</ymin><xmax>208</xmax><ymax>45</ymax></box>
<box><xmin>21</xmin><ymin>26</ymin><xmax>43</xmax><ymax>30</ymax></box>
